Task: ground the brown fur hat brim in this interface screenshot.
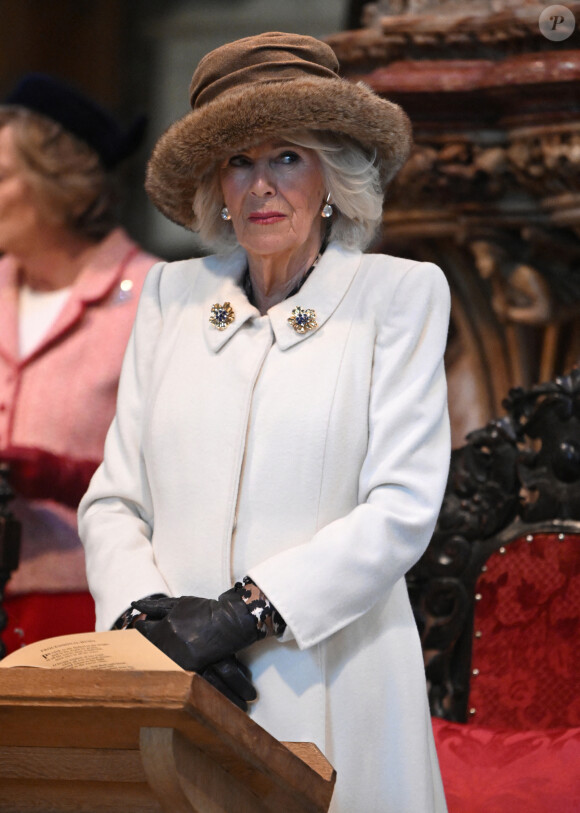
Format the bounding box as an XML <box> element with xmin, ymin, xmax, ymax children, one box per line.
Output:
<box><xmin>145</xmin><ymin>75</ymin><xmax>412</xmax><ymax>230</ymax></box>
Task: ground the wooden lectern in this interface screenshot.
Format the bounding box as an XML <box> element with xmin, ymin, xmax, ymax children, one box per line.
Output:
<box><xmin>0</xmin><ymin>669</ymin><xmax>335</xmax><ymax>812</ymax></box>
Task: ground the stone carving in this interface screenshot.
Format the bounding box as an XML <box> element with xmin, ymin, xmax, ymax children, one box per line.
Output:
<box><xmin>508</xmin><ymin>124</ymin><xmax>580</xmax><ymax>201</ymax></box>
<box><xmin>366</xmin><ymin>0</ymin><xmax>539</xmax><ymax>12</ymax></box>
<box><xmin>330</xmin><ymin>2</ymin><xmax>580</xmax><ymax>439</ymax></box>
<box><xmin>507</xmin><ymin>370</ymin><xmax>580</xmax><ymax>520</ymax></box>
<box><xmin>389</xmin><ymin>123</ymin><xmax>580</xmax><ymax>208</ymax></box>
<box><xmin>343</xmin><ymin>1</ymin><xmax>580</xmax><ymax>61</ymax></box>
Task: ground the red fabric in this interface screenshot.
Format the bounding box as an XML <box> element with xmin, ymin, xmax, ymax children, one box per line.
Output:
<box><xmin>1</xmin><ymin>446</ymin><xmax>99</xmax><ymax>507</ymax></box>
<box><xmin>468</xmin><ymin>533</ymin><xmax>580</xmax><ymax>729</ymax></box>
<box><xmin>1</xmin><ymin>591</ymin><xmax>95</xmax><ymax>655</ymax></box>
<box><xmin>433</xmin><ymin>717</ymin><xmax>580</xmax><ymax>813</ymax></box>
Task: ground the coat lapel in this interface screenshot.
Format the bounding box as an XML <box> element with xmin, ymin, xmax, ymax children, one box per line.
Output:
<box><xmin>269</xmin><ymin>243</ymin><xmax>363</xmax><ymax>350</ymax></box>
<box><xmin>203</xmin><ymin>249</ymin><xmax>260</xmax><ymax>353</ymax></box>
<box><xmin>203</xmin><ymin>243</ymin><xmax>363</xmax><ymax>353</ymax></box>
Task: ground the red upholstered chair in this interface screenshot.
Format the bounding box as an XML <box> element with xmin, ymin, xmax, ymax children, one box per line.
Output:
<box><xmin>407</xmin><ymin>369</ymin><xmax>580</xmax><ymax>812</ymax></box>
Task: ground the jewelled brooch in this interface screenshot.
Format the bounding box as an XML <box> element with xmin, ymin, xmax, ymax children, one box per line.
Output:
<box><xmin>111</xmin><ymin>278</ymin><xmax>134</xmax><ymax>305</ymax></box>
<box><xmin>288</xmin><ymin>306</ymin><xmax>317</xmax><ymax>334</ymax></box>
<box><xmin>209</xmin><ymin>302</ymin><xmax>235</xmax><ymax>330</ymax></box>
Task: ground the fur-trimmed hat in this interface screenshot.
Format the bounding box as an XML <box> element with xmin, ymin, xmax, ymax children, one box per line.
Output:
<box><xmin>3</xmin><ymin>72</ymin><xmax>146</xmax><ymax>169</ymax></box>
<box><xmin>145</xmin><ymin>32</ymin><xmax>412</xmax><ymax>230</ymax></box>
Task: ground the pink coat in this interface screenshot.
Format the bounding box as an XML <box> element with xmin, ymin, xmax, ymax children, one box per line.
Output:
<box><xmin>0</xmin><ymin>228</ymin><xmax>158</xmax><ymax>593</ymax></box>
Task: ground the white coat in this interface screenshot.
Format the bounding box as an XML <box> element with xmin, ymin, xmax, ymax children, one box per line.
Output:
<box><xmin>79</xmin><ymin>242</ymin><xmax>451</xmax><ymax>812</ymax></box>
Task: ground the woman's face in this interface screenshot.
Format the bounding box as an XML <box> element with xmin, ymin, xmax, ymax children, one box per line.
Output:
<box><xmin>219</xmin><ymin>140</ymin><xmax>326</xmax><ymax>264</ymax></box>
<box><xmin>0</xmin><ymin>124</ymin><xmax>49</xmax><ymax>256</ymax></box>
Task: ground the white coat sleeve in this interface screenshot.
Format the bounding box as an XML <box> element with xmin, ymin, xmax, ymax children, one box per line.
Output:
<box><xmin>78</xmin><ymin>262</ymin><xmax>172</xmax><ymax>630</ymax></box>
<box><xmin>248</xmin><ymin>261</ymin><xmax>451</xmax><ymax>649</ymax></box>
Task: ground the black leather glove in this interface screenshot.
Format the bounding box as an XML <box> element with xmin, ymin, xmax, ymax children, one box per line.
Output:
<box><xmin>132</xmin><ymin>588</ymin><xmax>259</xmax><ymax>674</ymax></box>
<box><xmin>201</xmin><ymin>655</ymin><xmax>257</xmax><ymax>711</ymax></box>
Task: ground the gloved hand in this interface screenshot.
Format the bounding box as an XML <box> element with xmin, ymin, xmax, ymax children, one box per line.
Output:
<box><xmin>201</xmin><ymin>655</ymin><xmax>257</xmax><ymax>711</ymax></box>
<box><xmin>132</xmin><ymin>588</ymin><xmax>260</xmax><ymax>674</ymax></box>
<box><xmin>0</xmin><ymin>446</ymin><xmax>99</xmax><ymax>507</ymax></box>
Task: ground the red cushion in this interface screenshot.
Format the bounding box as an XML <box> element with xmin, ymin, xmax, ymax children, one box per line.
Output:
<box><xmin>433</xmin><ymin>717</ymin><xmax>580</xmax><ymax>813</ymax></box>
<box><xmin>468</xmin><ymin>533</ymin><xmax>580</xmax><ymax>729</ymax></box>
<box><xmin>2</xmin><ymin>592</ymin><xmax>96</xmax><ymax>655</ymax></box>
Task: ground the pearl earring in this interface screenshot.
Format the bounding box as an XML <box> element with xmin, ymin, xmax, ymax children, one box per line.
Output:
<box><xmin>220</xmin><ymin>206</ymin><xmax>231</xmax><ymax>221</ymax></box>
<box><xmin>321</xmin><ymin>194</ymin><xmax>333</xmax><ymax>219</ymax></box>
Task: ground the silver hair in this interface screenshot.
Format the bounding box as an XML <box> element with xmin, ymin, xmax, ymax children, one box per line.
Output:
<box><xmin>192</xmin><ymin>130</ymin><xmax>384</xmax><ymax>252</ymax></box>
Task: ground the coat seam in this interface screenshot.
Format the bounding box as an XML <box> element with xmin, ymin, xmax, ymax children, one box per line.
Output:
<box><xmin>225</xmin><ymin>324</ymin><xmax>275</xmax><ymax>588</ymax></box>
<box><xmin>313</xmin><ymin>256</ymin><xmax>365</xmax><ymax>529</ymax></box>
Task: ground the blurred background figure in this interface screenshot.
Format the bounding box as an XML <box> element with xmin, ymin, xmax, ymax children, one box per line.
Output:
<box><xmin>0</xmin><ymin>73</ymin><xmax>159</xmax><ymax>652</ymax></box>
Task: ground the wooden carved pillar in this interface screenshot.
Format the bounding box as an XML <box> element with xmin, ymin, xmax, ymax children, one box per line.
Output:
<box><xmin>330</xmin><ymin>1</ymin><xmax>580</xmax><ymax>446</ymax></box>
<box><xmin>0</xmin><ymin>465</ymin><xmax>21</xmax><ymax>659</ymax></box>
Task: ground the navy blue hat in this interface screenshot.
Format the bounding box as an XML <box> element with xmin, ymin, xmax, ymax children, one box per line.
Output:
<box><xmin>3</xmin><ymin>72</ymin><xmax>147</xmax><ymax>168</ymax></box>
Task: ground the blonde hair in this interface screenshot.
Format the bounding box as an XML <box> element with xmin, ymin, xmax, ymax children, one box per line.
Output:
<box><xmin>193</xmin><ymin>130</ymin><xmax>384</xmax><ymax>252</ymax></box>
<box><xmin>0</xmin><ymin>108</ymin><xmax>119</xmax><ymax>239</ymax></box>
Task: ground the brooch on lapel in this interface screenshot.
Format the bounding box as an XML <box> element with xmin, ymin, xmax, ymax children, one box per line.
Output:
<box><xmin>209</xmin><ymin>302</ymin><xmax>235</xmax><ymax>330</ymax></box>
<box><xmin>111</xmin><ymin>279</ymin><xmax>134</xmax><ymax>305</ymax></box>
<box><xmin>288</xmin><ymin>306</ymin><xmax>317</xmax><ymax>334</ymax></box>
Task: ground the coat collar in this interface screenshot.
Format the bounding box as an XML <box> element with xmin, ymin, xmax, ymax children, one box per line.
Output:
<box><xmin>204</xmin><ymin>242</ymin><xmax>363</xmax><ymax>353</ymax></box>
<box><xmin>0</xmin><ymin>228</ymin><xmax>139</xmax><ymax>366</ymax></box>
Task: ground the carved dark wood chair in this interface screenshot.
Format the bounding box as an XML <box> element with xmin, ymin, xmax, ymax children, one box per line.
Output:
<box><xmin>407</xmin><ymin>368</ymin><xmax>580</xmax><ymax>812</ymax></box>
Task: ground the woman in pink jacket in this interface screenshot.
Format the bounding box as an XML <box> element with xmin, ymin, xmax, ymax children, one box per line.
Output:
<box><xmin>0</xmin><ymin>73</ymin><xmax>158</xmax><ymax>653</ymax></box>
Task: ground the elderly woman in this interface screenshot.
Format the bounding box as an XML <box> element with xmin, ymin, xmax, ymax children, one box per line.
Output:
<box><xmin>0</xmin><ymin>73</ymin><xmax>158</xmax><ymax>652</ymax></box>
<box><xmin>79</xmin><ymin>33</ymin><xmax>450</xmax><ymax>812</ymax></box>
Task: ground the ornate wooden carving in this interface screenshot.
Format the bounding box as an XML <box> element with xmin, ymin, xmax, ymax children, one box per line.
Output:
<box><xmin>509</xmin><ymin>370</ymin><xmax>580</xmax><ymax>521</ymax></box>
<box><xmin>406</xmin><ymin>368</ymin><xmax>580</xmax><ymax>720</ymax></box>
<box><xmin>331</xmin><ymin>1</ymin><xmax>580</xmax><ymax>446</ymax></box>
<box><xmin>346</xmin><ymin>1</ymin><xmax>577</xmax><ymax>60</ymax></box>
<box><xmin>0</xmin><ymin>465</ymin><xmax>21</xmax><ymax>660</ymax></box>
